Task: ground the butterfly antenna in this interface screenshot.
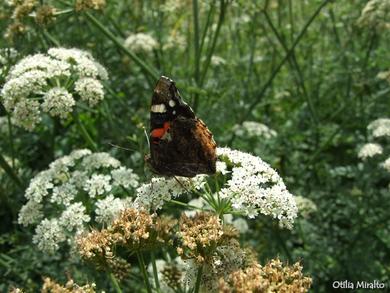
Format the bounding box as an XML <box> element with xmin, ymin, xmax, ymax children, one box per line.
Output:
<box><xmin>173</xmin><ymin>176</ymin><xmax>191</xmax><ymax>194</ymax></box>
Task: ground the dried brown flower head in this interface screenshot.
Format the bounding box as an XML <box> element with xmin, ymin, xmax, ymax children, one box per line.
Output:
<box><xmin>76</xmin><ymin>229</ymin><xmax>131</xmax><ymax>279</ymax></box>
<box><xmin>75</xmin><ymin>0</ymin><xmax>106</xmax><ymax>12</ymax></box>
<box><xmin>4</xmin><ymin>22</ymin><xmax>27</xmax><ymax>40</ymax></box>
<box><xmin>177</xmin><ymin>212</ymin><xmax>224</xmax><ymax>263</ymax></box>
<box><xmin>41</xmin><ymin>277</ymin><xmax>96</xmax><ymax>293</ymax></box>
<box><xmin>109</xmin><ymin>208</ymin><xmax>176</xmax><ymax>251</ymax></box>
<box><xmin>218</xmin><ymin>258</ymin><xmax>312</xmax><ymax>293</ymax></box>
<box><xmin>12</xmin><ymin>0</ymin><xmax>37</xmax><ymax>20</ymax></box>
<box><xmin>35</xmin><ymin>5</ymin><xmax>56</xmax><ymax>26</ymax></box>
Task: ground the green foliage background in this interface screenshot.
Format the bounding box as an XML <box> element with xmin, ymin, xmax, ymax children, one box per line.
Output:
<box><xmin>1</xmin><ymin>0</ymin><xmax>390</xmax><ymax>292</ymax></box>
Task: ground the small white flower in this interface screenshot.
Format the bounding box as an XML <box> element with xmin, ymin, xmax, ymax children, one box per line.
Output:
<box><xmin>381</xmin><ymin>157</ymin><xmax>390</xmax><ymax>172</ymax></box>
<box><xmin>111</xmin><ymin>166</ymin><xmax>139</xmax><ymax>189</ymax></box>
<box><xmin>59</xmin><ymin>202</ymin><xmax>90</xmax><ymax>232</ymax></box>
<box><xmin>33</xmin><ymin>218</ymin><xmax>66</xmax><ymax>254</ymax></box>
<box><xmin>84</xmin><ymin>174</ymin><xmax>112</xmax><ymax>198</ymax></box>
<box><xmin>25</xmin><ymin>171</ymin><xmax>54</xmax><ymax>203</ymax></box>
<box><xmin>18</xmin><ymin>200</ymin><xmax>43</xmax><ymax>226</ymax></box>
<box><xmin>367</xmin><ymin>118</ymin><xmax>390</xmax><ymax>138</ymax></box>
<box><xmin>233</xmin><ymin>121</ymin><xmax>277</xmax><ymax>139</ymax></box>
<box><xmin>133</xmin><ymin>176</ymin><xmax>205</xmax><ymax>211</ymax></box>
<box><xmin>95</xmin><ymin>194</ymin><xmax>127</xmax><ymax>224</ymax></box>
<box><xmin>74</xmin><ymin>78</ymin><xmax>104</xmax><ymax>106</ymax></box>
<box><xmin>211</xmin><ymin>55</ymin><xmax>226</xmax><ymax>66</ymax></box>
<box><xmin>11</xmin><ymin>98</ymin><xmax>41</xmax><ymax>131</ymax></box>
<box><xmin>81</xmin><ymin>152</ymin><xmax>121</xmax><ymax>170</ymax></box>
<box><xmin>41</xmin><ymin>87</ymin><xmax>75</xmax><ymax>119</ymax></box>
<box><xmin>124</xmin><ymin>32</ymin><xmax>158</xmax><ymax>53</ymax></box>
<box><xmin>216</xmin><ymin>161</ymin><xmax>229</xmax><ymax>175</ymax></box>
<box><xmin>51</xmin><ymin>182</ymin><xmax>78</xmax><ymax>206</ymax></box>
<box><xmin>358</xmin><ymin>143</ymin><xmax>383</xmax><ymax>160</ymax></box>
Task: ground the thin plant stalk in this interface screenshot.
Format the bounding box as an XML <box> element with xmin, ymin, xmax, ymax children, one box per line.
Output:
<box><xmin>192</xmin><ymin>0</ymin><xmax>201</xmax><ymax>109</ymax></box>
<box><xmin>242</xmin><ymin>0</ymin><xmax>330</xmax><ymax>121</ymax></box>
<box><xmin>85</xmin><ymin>12</ymin><xmax>159</xmax><ymax>82</ymax></box>
<box><xmin>199</xmin><ymin>0</ymin><xmax>227</xmax><ymax>87</ymax></box>
<box><xmin>137</xmin><ymin>252</ymin><xmax>153</xmax><ymax>293</ymax></box>
<box><xmin>109</xmin><ymin>273</ymin><xmax>123</xmax><ymax>293</ymax></box>
<box><xmin>73</xmin><ymin>111</ymin><xmax>98</xmax><ymax>151</ymax></box>
<box><xmin>194</xmin><ymin>265</ymin><xmax>203</xmax><ymax>293</ymax></box>
<box><xmin>151</xmin><ymin>252</ymin><xmax>161</xmax><ymax>291</ymax></box>
<box><xmin>0</xmin><ymin>154</ymin><xmax>24</xmax><ymax>189</ymax></box>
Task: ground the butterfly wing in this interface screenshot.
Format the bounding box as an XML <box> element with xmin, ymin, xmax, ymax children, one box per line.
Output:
<box><xmin>147</xmin><ymin>76</ymin><xmax>216</xmax><ymax>177</ymax></box>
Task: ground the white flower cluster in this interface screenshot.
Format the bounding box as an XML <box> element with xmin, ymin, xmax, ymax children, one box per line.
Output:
<box><xmin>133</xmin><ymin>175</ymin><xmax>206</xmax><ymax>211</ymax></box>
<box><xmin>368</xmin><ymin>118</ymin><xmax>390</xmax><ymax>138</ymax></box>
<box><xmin>218</xmin><ymin>147</ymin><xmax>297</xmax><ymax>229</ymax></box>
<box><xmin>358</xmin><ymin>143</ymin><xmax>383</xmax><ymax>160</ymax></box>
<box><xmin>18</xmin><ymin>149</ymin><xmax>139</xmax><ymax>254</ymax></box>
<box><xmin>377</xmin><ymin>70</ymin><xmax>390</xmax><ymax>83</ymax></box>
<box><xmin>124</xmin><ymin>32</ymin><xmax>158</xmax><ymax>53</ymax></box>
<box><xmin>233</xmin><ymin>121</ymin><xmax>277</xmax><ymax>139</ymax></box>
<box><xmin>134</xmin><ymin>147</ymin><xmax>297</xmax><ymax>229</ymax></box>
<box><xmin>211</xmin><ymin>55</ymin><xmax>227</xmax><ymax>66</ymax></box>
<box><xmin>357</xmin><ymin>0</ymin><xmax>390</xmax><ymax>30</ymax></box>
<box><xmin>1</xmin><ymin>47</ymin><xmax>108</xmax><ymax>130</ymax></box>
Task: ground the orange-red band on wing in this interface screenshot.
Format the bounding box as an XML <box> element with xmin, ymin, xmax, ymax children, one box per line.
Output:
<box><xmin>151</xmin><ymin>122</ymin><xmax>170</xmax><ymax>139</ymax></box>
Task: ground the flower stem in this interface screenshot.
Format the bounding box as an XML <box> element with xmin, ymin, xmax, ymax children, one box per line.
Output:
<box><xmin>137</xmin><ymin>252</ymin><xmax>153</xmax><ymax>293</ymax></box>
<box><xmin>73</xmin><ymin>111</ymin><xmax>97</xmax><ymax>151</ymax></box>
<box><xmin>194</xmin><ymin>264</ymin><xmax>203</xmax><ymax>293</ymax></box>
<box><xmin>0</xmin><ymin>153</ymin><xmax>24</xmax><ymax>189</ymax></box>
<box><xmin>151</xmin><ymin>252</ymin><xmax>160</xmax><ymax>291</ymax></box>
<box><xmin>85</xmin><ymin>12</ymin><xmax>159</xmax><ymax>82</ymax></box>
<box><xmin>109</xmin><ymin>273</ymin><xmax>123</xmax><ymax>293</ymax></box>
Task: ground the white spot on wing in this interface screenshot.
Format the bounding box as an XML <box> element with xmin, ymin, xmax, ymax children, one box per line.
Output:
<box><xmin>151</xmin><ymin>104</ymin><xmax>167</xmax><ymax>113</ymax></box>
<box><xmin>169</xmin><ymin>99</ymin><xmax>176</xmax><ymax>107</ymax></box>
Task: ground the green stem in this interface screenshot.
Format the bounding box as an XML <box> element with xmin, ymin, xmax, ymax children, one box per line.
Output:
<box><xmin>151</xmin><ymin>252</ymin><xmax>160</xmax><ymax>291</ymax></box>
<box><xmin>194</xmin><ymin>265</ymin><xmax>203</xmax><ymax>293</ymax></box>
<box><xmin>85</xmin><ymin>12</ymin><xmax>159</xmax><ymax>82</ymax></box>
<box><xmin>0</xmin><ymin>154</ymin><xmax>24</xmax><ymax>189</ymax></box>
<box><xmin>109</xmin><ymin>273</ymin><xmax>123</xmax><ymax>293</ymax></box>
<box><xmin>73</xmin><ymin>111</ymin><xmax>98</xmax><ymax>151</ymax></box>
<box><xmin>137</xmin><ymin>252</ymin><xmax>153</xmax><ymax>293</ymax></box>
<box><xmin>193</xmin><ymin>0</ymin><xmax>201</xmax><ymax>83</ymax></box>
<box><xmin>192</xmin><ymin>0</ymin><xmax>201</xmax><ymax>110</ymax></box>
<box><xmin>199</xmin><ymin>0</ymin><xmax>227</xmax><ymax>87</ymax></box>
<box><xmin>241</xmin><ymin>0</ymin><xmax>330</xmax><ymax>121</ymax></box>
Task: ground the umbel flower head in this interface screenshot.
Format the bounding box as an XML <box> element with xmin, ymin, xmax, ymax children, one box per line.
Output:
<box><xmin>77</xmin><ymin>208</ymin><xmax>176</xmax><ymax>276</ymax></box>
<box><xmin>18</xmin><ymin>149</ymin><xmax>139</xmax><ymax>254</ymax></box>
<box><xmin>133</xmin><ymin>147</ymin><xmax>297</xmax><ymax>229</ymax></box>
<box><xmin>1</xmin><ymin>47</ymin><xmax>108</xmax><ymax>130</ymax></box>
<box><xmin>218</xmin><ymin>258</ymin><xmax>312</xmax><ymax>293</ymax></box>
<box><xmin>124</xmin><ymin>32</ymin><xmax>158</xmax><ymax>53</ymax></box>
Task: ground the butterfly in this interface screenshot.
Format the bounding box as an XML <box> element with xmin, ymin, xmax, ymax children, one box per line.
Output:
<box><xmin>145</xmin><ymin>76</ymin><xmax>217</xmax><ymax>177</ymax></box>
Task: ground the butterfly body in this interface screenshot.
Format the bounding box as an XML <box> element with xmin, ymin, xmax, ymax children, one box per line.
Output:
<box><xmin>146</xmin><ymin>76</ymin><xmax>216</xmax><ymax>177</ymax></box>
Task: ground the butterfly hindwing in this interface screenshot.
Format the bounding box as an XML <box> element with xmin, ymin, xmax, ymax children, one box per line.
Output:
<box><xmin>147</xmin><ymin>76</ymin><xmax>216</xmax><ymax>177</ymax></box>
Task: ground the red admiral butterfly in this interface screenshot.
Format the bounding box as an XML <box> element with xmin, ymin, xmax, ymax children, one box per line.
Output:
<box><xmin>145</xmin><ymin>76</ymin><xmax>217</xmax><ymax>177</ymax></box>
